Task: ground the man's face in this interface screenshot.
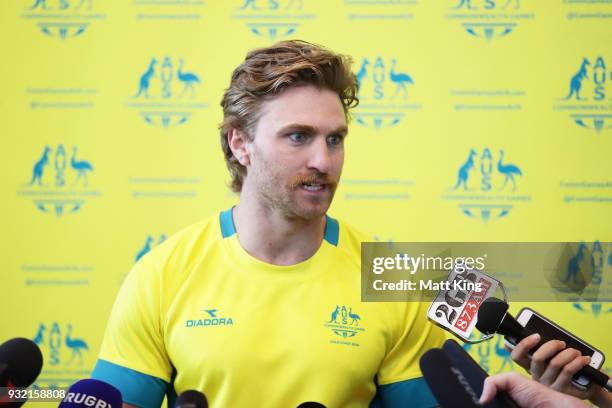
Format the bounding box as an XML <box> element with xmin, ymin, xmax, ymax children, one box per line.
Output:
<box><xmin>245</xmin><ymin>85</ymin><xmax>347</xmax><ymax>220</ymax></box>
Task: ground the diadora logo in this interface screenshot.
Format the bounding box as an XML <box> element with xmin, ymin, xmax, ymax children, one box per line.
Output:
<box><xmin>22</xmin><ymin>0</ymin><xmax>106</xmax><ymax>40</ymax></box>
<box><xmin>343</xmin><ymin>0</ymin><xmax>418</xmax><ymax>22</ymax></box>
<box><xmin>353</xmin><ymin>57</ymin><xmax>422</xmax><ymax>130</ymax></box>
<box><xmin>125</xmin><ymin>56</ymin><xmax>209</xmax><ymax>129</ymax></box>
<box><xmin>324</xmin><ymin>305</ymin><xmax>365</xmax><ymax>347</ymax></box>
<box><xmin>446</xmin><ymin>0</ymin><xmax>535</xmax><ymax>41</ymax></box>
<box><xmin>554</xmin><ymin>56</ymin><xmax>611</xmax><ymax>133</ymax></box>
<box><xmin>441</xmin><ymin>148</ymin><xmax>532</xmax><ymax>222</ymax></box>
<box><xmin>232</xmin><ymin>0</ymin><xmax>316</xmax><ymax>41</ymax></box>
<box><xmin>185</xmin><ymin>309</ymin><xmax>235</xmax><ymax>328</ymax></box>
<box><xmin>31</xmin><ymin>322</ymin><xmax>90</xmax><ymax>389</ymax></box>
<box><xmin>17</xmin><ymin>144</ymin><xmax>101</xmax><ymax>216</ymax></box>
<box><xmin>135</xmin><ymin>234</ymin><xmax>167</xmax><ymax>263</ymax></box>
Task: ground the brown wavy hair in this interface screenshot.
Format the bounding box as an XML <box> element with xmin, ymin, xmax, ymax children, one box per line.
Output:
<box><xmin>219</xmin><ymin>40</ymin><xmax>359</xmax><ymax>193</ymax></box>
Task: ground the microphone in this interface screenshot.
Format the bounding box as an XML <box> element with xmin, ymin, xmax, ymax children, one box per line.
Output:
<box><xmin>296</xmin><ymin>403</ymin><xmax>326</xmax><ymax>408</ymax></box>
<box><xmin>59</xmin><ymin>379</ymin><xmax>122</xmax><ymax>408</ymax></box>
<box><xmin>476</xmin><ymin>297</ymin><xmax>612</xmax><ymax>392</ymax></box>
<box><xmin>0</xmin><ymin>338</ymin><xmax>43</xmax><ymax>388</ymax></box>
<box><xmin>420</xmin><ymin>348</ymin><xmax>482</xmax><ymax>408</ymax></box>
<box><xmin>174</xmin><ymin>390</ymin><xmax>208</xmax><ymax>408</ymax></box>
<box><xmin>442</xmin><ymin>339</ymin><xmax>519</xmax><ymax>407</ymax></box>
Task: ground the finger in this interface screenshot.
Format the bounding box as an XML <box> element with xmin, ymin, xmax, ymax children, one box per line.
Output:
<box><xmin>530</xmin><ymin>339</ymin><xmax>566</xmax><ymax>381</ymax></box>
<box><xmin>539</xmin><ymin>348</ymin><xmax>581</xmax><ymax>387</ymax></box>
<box><xmin>510</xmin><ymin>333</ymin><xmax>541</xmax><ymax>370</ymax></box>
<box><xmin>552</xmin><ymin>355</ymin><xmax>591</xmax><ymax>392</ymax></box>
<box><xmin>479</xmin><ymin>373</ymin><xmax>520</xmax><ymax>404</ymax></box>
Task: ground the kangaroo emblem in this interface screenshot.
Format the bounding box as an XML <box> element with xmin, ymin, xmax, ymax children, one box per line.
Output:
<box><xmin>135</xmin><ymin>58</ymin><xmax>157</xmax><ymax>98</ymax></box>
<box><xmin>452</xmin><ymin>149</ymin><xmax>477</xmax><ymax>191</ymax></box>
<box><xmin>328</xmin><ymin>305</ymin><xmax>340</xmax><ymax>323</ymax></box>
<box><xmin>564</xmin><ymin>243</ymin><xmax>587</xmax><ymax>284</ymax></box>
<box><xmin>30</xmin><ymin>145</ymin><xmax>51</xmax><ymax>186</ymax></box>
<box><xmin>563</xmin><ymin>58</ymin><xmax>590</xmax><ymax>101</ymax></box>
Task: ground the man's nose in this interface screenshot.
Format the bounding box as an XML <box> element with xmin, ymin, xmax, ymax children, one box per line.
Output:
<box><xmin>306</xmin><ymin>138</ymin><xmax>332</xmax><ymax>174</ymax></box>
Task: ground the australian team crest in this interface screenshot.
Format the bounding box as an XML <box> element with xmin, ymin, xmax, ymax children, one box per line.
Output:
<box><xmin>232</xmin><ymin>0</ymin><xmax>316</xmax><ymax>41</ymax></box>
<box><xmin>446</xmin><ymin>0</ymin><xmax>534</xmax><ymax>41</ymax></box>
<box><xmin>17</xmin><ymin>144</ymin><xmax>101</xmax><ymax>216</ymax></box>
<box><xmin>324</xmin><ymin>305</ymin><xmax>365</xmax><ymax>346</ymax></box>
<box><xmin>125</xmin><ymin>56</ymin><xmax>208</xmax><ymax>129</ymax></box>
<box><xmin>554</xmin><ymin>56</ymin><xmax>611</xmax><ymax>133</ymax></box>
<box><xmin>353</xmin><ymin>57</ymin><xmax>422</xmax><ymax>130</ymax></box>
<box><xmin>441</xmin><ymin>147</ymin><xmax>531</xmax><ymax>222</ymax></box>
<box><xmin>22</xmin><ymin>0</ymin><xmax>106</xmax><ymax>40</ymax></box>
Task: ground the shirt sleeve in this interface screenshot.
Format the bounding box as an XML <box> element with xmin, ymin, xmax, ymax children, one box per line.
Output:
<box><xmin>91</xmin><ymin>253</ymin><xmax>173</xmax><ymax>407</ymax></box>
<box><xmin>377</xmin><ymin>301</ymin><xmax>446</xmax><ymax>385</ymax></box>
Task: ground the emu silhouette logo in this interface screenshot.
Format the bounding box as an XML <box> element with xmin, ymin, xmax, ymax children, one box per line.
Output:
<box><xmin>353</xmin><ymin>57</ymin><xmax>420</xmax><ymax>130</ymax></box>
<box><xmin>126</xmin><ymin>56</ymin><xmax>208</xmax><ymax>129</ymax></box>
<box><xmin>19</xmin><ymin>144</ymin><xmax>100</xmax><ymax>216</ymax></box>
<box><xmin>443</xmin><ymin>148</ymin><xmax>529</xmax><ymax>222</ymax></box>
<box><xmin>23</xmin><ymin>0</ymin><xmax>104</xmax><ymax>40</ymax></box>
<box><xmin>558</xmin><ymin>56</ymin><xmax>611</xmax><ymax>133</ymax></box>
<box><xmin>234</xmin><ymin>0</ymin><xmax>311</xmax><ymax>40</ymax></box>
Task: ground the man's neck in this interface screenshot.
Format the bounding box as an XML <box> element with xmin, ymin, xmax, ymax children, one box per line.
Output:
<box><xmin>232</xmin><ymin>199</ymin><xmax>326</xmax><ymax>266</ymax></box>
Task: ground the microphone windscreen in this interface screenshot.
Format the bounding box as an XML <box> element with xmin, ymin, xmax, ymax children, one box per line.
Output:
<box><xmin>420</xmin><ymin>348</ymin><xmax>480</xmax><ymax>408</ymax></box>
<box><xmin>0</xmin><ymin>338</ymin><xmax>43</xmax><ymax>387</ymax></box>
<box><xmin>296</xmin><ymin>403</ymin><xmax>326</xmax><ymax>408</ymax></box>
<box><xmin>59</xmin><ymin>379</ymin><xmax>122</xmax><ymax>408</ymax></box>
<box><xmin>174</xmin><ymin>390</ymin><xmax>208</xmax><ymax>408</ymax></box>
<box><xmin>476</xmin><ymin>297</ymin><xmax>508</xmax><ymax>335</ymax></box>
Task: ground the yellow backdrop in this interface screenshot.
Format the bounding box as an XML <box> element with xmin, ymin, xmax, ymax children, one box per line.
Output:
<box><xmin>1</xmin><ymin>0</ymin><xmax>611</xmax><ymax>405</ymax></box>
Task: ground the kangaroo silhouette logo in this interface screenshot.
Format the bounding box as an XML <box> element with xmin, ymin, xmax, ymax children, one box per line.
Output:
<box><xmin>562</xmin><ymin>241</ymin><xmax>609</xmax><ymax>290</ymax></box>
<box><xmin>448</xmin><ymin>0</ymin><xmax>532</xmax><ymax>41</ymax></box>
<box><xmin>23</xmin><ymin>0</ymin><xmax>102</xmax><ymax>40</ymax></box>
<box><xmin>31</xmin><ymin>322</ymin><xmax>90</xmax><ymax>390</ymax></box>
<box><xmin>353</xmin><ymin>56</ymin><xmax>420</xmax><ymax>130</ymax></box>
<box><xmin>555</xmin><ymin>56</ymin><xmax>610</xmax><ymax>133</ymax></box>
<box><xmin>443</xmin><ymin>148</ymin><xmax>529</xmax><ymax>222</ymax></box>
<box><xmin>20</xmin><ymin>144</ymin><xmax>99</xmax><ymax>216</ymax></box>
<box><xmin>127</xmin><ymin>56</ymin><xmax>207</xmax><ymax>129</ymax></box>
<box><xmin>234</xmin><ymin>0</ymin><xmax>312</xmax><ymax>40</ymax></box>
<box><xmin>135</xmin><ymin>234</ymin><xmax>167</xmax><ymax>263</ymax></box>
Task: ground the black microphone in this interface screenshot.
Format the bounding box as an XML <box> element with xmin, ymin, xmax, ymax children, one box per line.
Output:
<box><xmin>476</xmin><ymin>297</ymin><xmax>612</xmax><ymax>392</ymax></box>
<box><xmin>0</xmin><ymin>338</ymin><xmax>43</xmax><ymax>388</ymax></box>
<box><xmin>59</xmin><ymin>379</ymin><xmax>122</xmax><ymax>408</ymax></box>
<box><xmin>420</xmin><ymin>348</ymin><xmax>482</xmax><ymax>408</ymax></box>
<box><xmin>296</xmin><ymin>403</ymin><xmax>326</xmax><ymax>408</ymax></box>
<box><xmin>442</xmin><ymin>339</ymin><xmax>519</xmax><ymax>408</ymax></box>
<box><xmin>0</xmin><ymin>338</ymin><xmax>43</xmax><ymax>407</ymax></box>
<box><xmin>174</xmin><ymin>390</ymin><xmax>208</xmax><ymax>408</ymax></box>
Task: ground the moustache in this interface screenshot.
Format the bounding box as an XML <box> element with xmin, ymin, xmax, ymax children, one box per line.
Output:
<box><xmin>289</xmin><ymin>173</ymin><xmax>336</xmax><ymax>190</ymax></box>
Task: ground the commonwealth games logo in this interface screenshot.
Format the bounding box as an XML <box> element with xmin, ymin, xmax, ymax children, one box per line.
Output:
<box><xmin>324</xmin><ymin>305</ymin><xmax>365</xmax><ymax>347</ymax></box>
<box><xmin>554</xmin><ymin>56</ymin><xmax>611</xmax><ymax>133</ymax></box>
<box><xmin>232</xmin><ymin>0</ymin><xmax>316</xmax><ymax>41</ymax></box>
<box><xmin>353</xmin><ymin>57</ymin><xmax>422</xmax><ymax>130</ymax></box>
<box><xmin>445</xmin><ymin>0</ymin><xmax>535</xmax><ymax>41</ymax></box>
<box><xmin>17</xmin><ymin>144</ymin><xmax>101</xmax><ymax>216</ymax></box>
<box><xmin>125</xmin><ymin>56</ymin><xmax>208</xmax><ymax>129</ymax></box>
<box><xmin>21</xmin><ymin>0</ymin><xmax>106</xmax><ymax>40</ymax></box>
<box><xmin>441</xmin><ymin>148</ymin><xmax>531</xmax><ymax>222</ymax></box>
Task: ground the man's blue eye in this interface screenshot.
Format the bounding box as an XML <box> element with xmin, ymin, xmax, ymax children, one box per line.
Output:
<box><xmin>289</xmin><ymin>133</ymin><xmax>306</xmax><ymax>142</ymax></box>
<box><xmin>328</xmin><ymin>135</ymin><xmax>343</xmax><ymax>145</ymax></box>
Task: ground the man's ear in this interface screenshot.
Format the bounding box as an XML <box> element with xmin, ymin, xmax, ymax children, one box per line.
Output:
<box><xmin>227</xmin><ymin>129</ymin><xmax>251</xmax><ymax>166</ymax></box>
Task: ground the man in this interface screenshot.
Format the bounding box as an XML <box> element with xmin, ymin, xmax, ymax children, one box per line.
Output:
<box><xmin>91</xmin><ymin>40</ymin><xmax>444</xmax><ymax>407</ymax></box>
